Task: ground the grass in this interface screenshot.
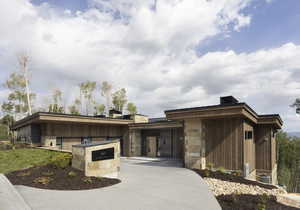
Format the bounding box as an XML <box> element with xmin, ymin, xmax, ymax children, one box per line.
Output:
<box><xmin>0</xmin><ymin>148</ymin><xmax>68</xmax><ymax>174</ymax></box>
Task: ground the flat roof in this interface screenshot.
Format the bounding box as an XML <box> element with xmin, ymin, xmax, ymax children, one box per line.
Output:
<box><xmin>165</xmin><ymin>102</ymin><xmax>283</xmax><ymax>128</ymax></box>
<box><xmin>12</xmin><ymin>112</ymin><xmax>133</xmax><ymax>130</ymax></box>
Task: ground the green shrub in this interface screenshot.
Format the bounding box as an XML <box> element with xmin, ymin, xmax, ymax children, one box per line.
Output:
<box><xmin>14</xmin><ymin>143</ymin><xmax>29</xmax><ymax>149</ymax></box>
<box><xmin>217</xmin><ymin>166</ymin><xmax>226</xmax><ymax>173</ymax></box>
<box><xmin>50</xmin><ymin>153</ymin><xmax>72</xmax><ymax>169</ymax></box>
<box><xmin>33</xmin><ymin>177</ymin><xmax>53</xmax><ymax>185</ymax></box>
<box><xmin>68</xmin><ymin>171</ymin><xmax>77</xmax><ymax>178</ymax></box>
<box><xmin>206</xmin><ymin>162</ymin><xmax>214</xmax><ymax>170</ymax></box>
<box><xmin>257</xmin><ymin>203</ymin><xmax>266</xmax><ymax>210</ymax></box>
<box><xmin>82</xmin><ymin>177</ymin><xmax>93</xmax><ymax>184</ymax></box>
<box><xmin>42</xmin><ymin>171</ymin><xmax>54</xmax><ymax>176</ymax></box>
<box><xmin>17</xmin><ymin>171</ymin><xmax>31</xmax><ymax>177</ymax></box>
<box><xmin>260</xmin><ymin>193</ymin><xmax>270</xmax><ymax>204</ymax></box>
<box><xmin>0</xmin><ymin>142</ymin><xmax>13</xmax><ymax>150</ymax></box>
<box><xmin>204</xmin><ymin>169</ymin><xmax>210</xmax><ymax>177</ymax></box>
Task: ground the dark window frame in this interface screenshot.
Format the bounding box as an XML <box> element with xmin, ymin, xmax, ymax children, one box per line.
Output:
<box><xmin>245</xmin><ymin>130</ymin><xmax>253</xmax><ymax>140</ymax></box>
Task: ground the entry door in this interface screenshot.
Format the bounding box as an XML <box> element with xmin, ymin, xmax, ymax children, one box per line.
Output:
<box><xmin>146</xmin><ymin>136</ymin><xmax>157</xmax><ymax>157</ymax></box>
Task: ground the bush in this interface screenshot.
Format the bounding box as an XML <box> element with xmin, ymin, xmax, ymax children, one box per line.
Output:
<box><xmin>82</xmin><ymin>177</ymin><xmax>93</xmax><ymax>184</ymax></box>
<box><xmin>68</xmin><ymin>171</ymin><xmax>77</xmax><ymax>178</ymax></box>
<box><xmin>204</xmin><ymin>169</ymin><xmax>210</xmax><ymax>177</ymax></box>
<box><xmin>42</xmin><ymin>171</ymin><xmax>54</xmax><ymax>176</ymax></box>
<box><xmin>217</xmin><ymin>166</ymin><xmax>226</xmax><ymax>173</ymax></box>
<box><xmin>232</xmin><ymin>171</ymin><xmax>242</xmax><ymax>177</ymax></box>
<box><xmin>33</xmin><ymin>177</ymin><xmax>53</xmax><ymax>185</ymax></box>
<box><xmin>50</xmin><ymin>153</ymin><xmax>72</xmax><ymax>169</ymax></box>
<box><xmin>206</xmin><ymin>162</ymin><xmax>214</xmax><ymax>170</ymax></box>
<box><xmin>257</xmin><ymin>203</ymin><xmax>266</xmax><ymax>210</ymax></box>
<box><xmin>13</xmin><ymin>143</ymin><xmax>30</xmax><ymax>149</ymax></box>
<box><xmin>16</xmin><ymin>171</ymin><xmax>31</xmax><ymax>177</ymax></box>
<box><xmin>0</xmin><ymin>142</ymin><xmax>13</xmax><ymax>150</ymax></box>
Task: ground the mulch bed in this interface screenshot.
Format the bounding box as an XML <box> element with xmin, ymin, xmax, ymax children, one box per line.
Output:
<box><xmin>217</xmin><ymin>194</ymin><xmax>299</xmax><ymax>210</ymax></box>
<box><xmin>6</xmin><ymin>164</ymin><xmax>121</xmax><ymax>190</ymax></box>
<box><xmin>194</xmin><ymin>169</ymin><xmax>277</xmax><ymax>190</ymax></box>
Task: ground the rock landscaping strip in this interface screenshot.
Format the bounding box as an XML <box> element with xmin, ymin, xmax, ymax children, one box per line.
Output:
<box><xmin>194</xmin><ymin>169</ymin><xmax>299</xmax><ymax>210</ymax></box>
<box><xmin>204</xmin><ymin>177</ymin><xmax>285</xmax><ymax>196</ymax></box>
<box><xmin>6</xmin><ymin>164</ymin><xmax>121</xmax><ymax>190</ymax></box>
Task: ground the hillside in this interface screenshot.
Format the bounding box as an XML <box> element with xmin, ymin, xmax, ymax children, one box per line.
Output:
<box><xmin>288</xmin><ymin>132</ymin><xmax>300</xmax><ymax>138</ymax></box>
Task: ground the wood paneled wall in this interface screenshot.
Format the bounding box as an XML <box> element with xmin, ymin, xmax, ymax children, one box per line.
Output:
<box><xmin>255</xmin><ymin>125</ymin><xmax>273</xmax><ymax>171</ymax></box>
<box><xmin>41</xmin><ymin>123</ymin><xmax>125</xmax><ymax>137</ymax></box>
<box><xmin>204</xmin><ymin>117</ymin><xmax>244</xmax><ymax>171</ymax></box>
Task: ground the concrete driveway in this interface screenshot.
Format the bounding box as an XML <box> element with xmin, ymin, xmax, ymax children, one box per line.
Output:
<box><xmin>16</xmin><ymin>158</ymin><xmax>221</xmax><ymax>210</ymax></box>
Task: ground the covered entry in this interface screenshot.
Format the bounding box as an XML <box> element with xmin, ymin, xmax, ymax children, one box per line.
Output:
<box><xmin>129</xmin><ymin>120</ymin><xmax>184</xmax><ymax>159</ymax></box>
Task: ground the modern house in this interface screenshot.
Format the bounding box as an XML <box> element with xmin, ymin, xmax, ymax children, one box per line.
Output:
<box><xmin>12</xmin><ymin>96</ymin><xmax>282</xmax><ymax>184</ymax></box>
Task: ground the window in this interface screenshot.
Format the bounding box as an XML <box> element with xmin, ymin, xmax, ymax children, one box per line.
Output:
<box><xmin>272</xmin><ymin>130</ymin><xmax>276</xmax><ymax>138</ymax></box>
<box><xmin>245</xmin><ymin>131</ymin><xmax>253</xmax><ymax>140</ymax></box>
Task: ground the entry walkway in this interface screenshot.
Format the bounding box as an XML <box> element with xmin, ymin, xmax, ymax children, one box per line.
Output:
<box><xmin>16</xmin><ymin>158</ymin><xmax>221</xmax><ymax>210</ymax></box>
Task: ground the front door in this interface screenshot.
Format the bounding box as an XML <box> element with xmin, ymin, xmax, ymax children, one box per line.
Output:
<box><xmin>146</xmin><ymin>136</ymin><xmax>157</xmax><ymax>157</ymax></box>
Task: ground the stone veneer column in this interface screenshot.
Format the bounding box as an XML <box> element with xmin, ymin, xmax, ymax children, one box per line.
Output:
<box><xmin>184</xmin><ymin>118</ymin><xmax>206</xmax><ymax>170</ymax></box>
<box><xmin>129</xmin><ymin>129</ymin><xmax>142</xmax><ymax>156</ymax></box>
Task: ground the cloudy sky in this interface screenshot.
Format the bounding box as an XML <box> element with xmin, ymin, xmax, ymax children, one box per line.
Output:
<box><xmin>0</xmin><ymin>0</ymin><xmax>299</xmax><ymax>131</ymax></box>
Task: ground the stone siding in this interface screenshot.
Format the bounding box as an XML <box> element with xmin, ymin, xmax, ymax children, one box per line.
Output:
<box><xmin>130</xmin><ymin>129</ymin><xmax>142</xmax><ymax>156</ymax></box>
<box><xmin>72</xmin><ymin>141</ymin><xmax>120</xmax><ymax>179</ymax></box>
<box><xmin>184</xmin><ymin>118</ymin><xmax>206</xmax><ymax>170</ymax></box>
<box><xmin>41</xmin><ymin>136</ymin><xmax>57</xmax><ymax>147</ymax></box>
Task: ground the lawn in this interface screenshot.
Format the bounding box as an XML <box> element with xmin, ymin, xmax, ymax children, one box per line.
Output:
<box><xmin>0</xmin><ymin>148</ymin><xmax>68</xmax><ymax>174</ymax></box>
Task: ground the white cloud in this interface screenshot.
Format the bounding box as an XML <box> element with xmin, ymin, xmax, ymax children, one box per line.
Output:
<box><xmin>0</xmin><ymin>0</ymin><xmax>299</xmax><ymax>131</ymax></box>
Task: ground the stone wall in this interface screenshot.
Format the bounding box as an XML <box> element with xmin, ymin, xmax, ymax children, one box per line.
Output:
<box><xmin>184</xmin><ymin>118</ymin><xmax>205</xmax><ymax>170</ymax></box>
<box><xmin>129</xmin><ymin>129</ymin><xmax>142</xmax><ymax>156</ymax></box>
<box><xmin>72</xmin><ymin>141</ymin><xmax>120</xmax><ymax>178</ymax></box>
<box><xmin>271</xmin><ymin>164</ymin><xmax>278</xmax><ymax>185</ymax></box>
<box><xmin>41</xmin><ymin>136</ymin><xmax>57</xmax><ymax>147</ymax></box>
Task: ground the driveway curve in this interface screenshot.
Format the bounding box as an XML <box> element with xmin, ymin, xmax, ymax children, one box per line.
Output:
<box><xmin>16</xmin><ymin>158</ymin><xmax>221</xmax><ymax>210</ymax></box>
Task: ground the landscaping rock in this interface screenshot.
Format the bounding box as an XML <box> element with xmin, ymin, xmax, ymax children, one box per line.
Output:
<box><xmin>204</xmin><ymin>177</ymin><xmax>286</xmax><ymax>196</ymax></box>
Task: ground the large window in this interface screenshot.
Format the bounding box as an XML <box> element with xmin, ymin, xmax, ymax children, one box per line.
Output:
<box><xmin>245</xmin><ymin>130</ymin><xmax>253</xmax><ymax>140</ymax></box>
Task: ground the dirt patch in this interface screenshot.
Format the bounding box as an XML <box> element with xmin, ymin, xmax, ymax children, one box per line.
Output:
<box><xmin>6</xmin><ymin>164</ymin><xmax>120</xmax><ymax>190</ymax></box>
<box><xmin>217</xmin><ymin>194</ymin><xmax>299</xmax><ymax>210</ymax></box>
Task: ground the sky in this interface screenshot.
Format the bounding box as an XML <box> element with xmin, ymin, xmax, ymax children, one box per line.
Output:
<box><xmin>0</xmin><ymin>0</ymin><xmax>299</xmax><ymax>132</ymax></box>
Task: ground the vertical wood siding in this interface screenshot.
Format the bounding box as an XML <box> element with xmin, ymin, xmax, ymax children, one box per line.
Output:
<box><xmin>255</xmin><ymin>125</ymin><xmax>272</xmax><ymax>171</ymax></box>
<box><xmin>204</xmin><ymin>117</ymin><xmax>244</xmax><ymax>170</ymax></box>
<box><xmin>41</xmin><ymin>123</ymin><xmax>125</xmax><ymax>137</ymax></box>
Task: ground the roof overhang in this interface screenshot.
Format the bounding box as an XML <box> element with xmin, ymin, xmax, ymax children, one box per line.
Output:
<box><xmin>12</xmin><ymin>112</ymin><xmax>133</xmax><ymax>130</ymax></box>
<box><xmin>165</xmin><ymin>104</ymin><xmax>283</xmax><ymax>129</ymax></box>
<box><xmin>165</xmin><ymin>104</ymin><xmax>256</xmax><ymax>122</ymax></box>
<box><xmin>258</xmin><ymin>115</ymin><xmax>283</xmax><ymax>129</ymax></box>
<box><xmin>129</xmin><ymin>121</ymin><xmax>183</xmax><ymax>130</ymax></box>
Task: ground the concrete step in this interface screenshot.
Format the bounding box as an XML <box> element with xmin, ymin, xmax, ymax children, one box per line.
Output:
<box><xmin>0</xmin><ymin>174</ymin><xmax>31</xmax><ymax>210</ymax></box>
